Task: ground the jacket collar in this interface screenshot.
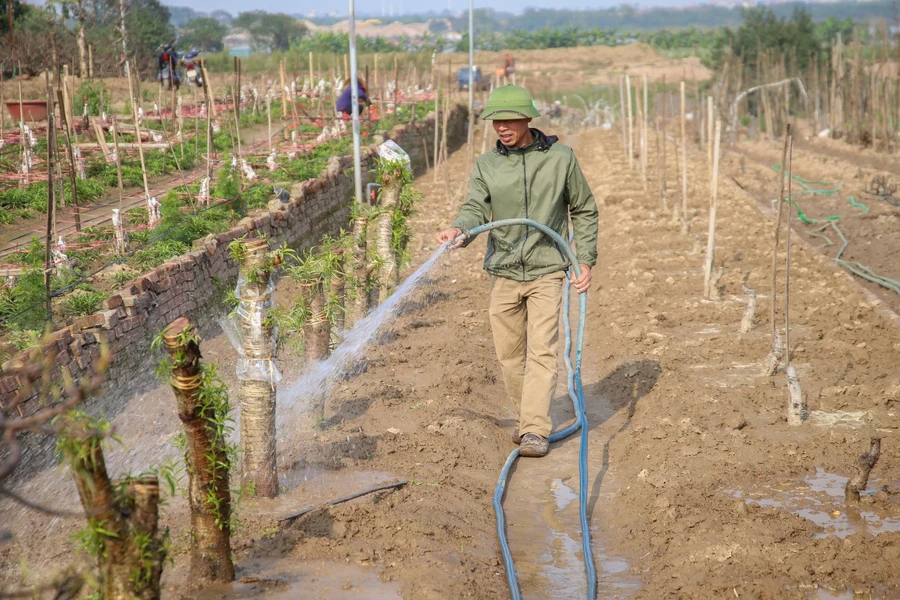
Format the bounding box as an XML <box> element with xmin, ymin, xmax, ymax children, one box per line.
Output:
<box><xmin>495</xmin><ymin>128</ymin><xmax>559</xmax><ymax>156</ymax></box>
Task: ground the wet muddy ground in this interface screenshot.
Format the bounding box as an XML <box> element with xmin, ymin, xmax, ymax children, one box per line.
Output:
<box><xmin>1</xmin><ymin>122</ymin><xmax>899</xmax><ymax>598</ymax></box>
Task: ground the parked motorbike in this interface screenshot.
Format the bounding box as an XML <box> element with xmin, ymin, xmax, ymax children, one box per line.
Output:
<box><xmin>157</xmin><ymin>44</ymin><xmax>181</xmax><ymax>91</ymax></box>
<box><xmin>182</xmin><ymin>50</ymin><xmax>203</xmax><ymax>88</ymax></box>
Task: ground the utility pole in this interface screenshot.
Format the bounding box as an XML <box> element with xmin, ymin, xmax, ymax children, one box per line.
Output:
<box><xmin>349</xmin><ymin>0</ymin><xmax>362</xmax><ymax>205</ymax></box>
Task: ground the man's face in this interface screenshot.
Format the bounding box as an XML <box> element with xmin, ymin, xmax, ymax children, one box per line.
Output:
<box><xmin>493</xmin><ymin>118</ymin><xmax>532</xmax><ymax>147</ymax></box>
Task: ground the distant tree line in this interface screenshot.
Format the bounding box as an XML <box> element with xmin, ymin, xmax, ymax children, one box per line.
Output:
<box><xmin>1</xmin><ymin>0</ymin><xmax>172</xmax><ymax>77</ymax></box>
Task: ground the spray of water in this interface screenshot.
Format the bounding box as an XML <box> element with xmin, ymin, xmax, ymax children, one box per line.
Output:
<box><xmin>277</xmin><ymin>244</ymin><xmax>448</xmax><ymax>430</ymax></box>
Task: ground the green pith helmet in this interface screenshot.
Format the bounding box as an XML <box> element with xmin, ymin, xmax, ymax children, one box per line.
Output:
<box><xmin>481</xmin><ymin>84</ymin><xmax>541</xmax><ymax>120</ymax></box>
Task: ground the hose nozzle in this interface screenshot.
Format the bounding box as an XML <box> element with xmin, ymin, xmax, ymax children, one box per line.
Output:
<box><xmin>451</xmin><ymin>229</ymin><xmax>473</xmax><ymax>249</ymax></box>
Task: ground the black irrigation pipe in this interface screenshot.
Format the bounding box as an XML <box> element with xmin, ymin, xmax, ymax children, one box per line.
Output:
<box><xmin>279</xmin><ymin>480</ymin><xmax>407</xmax><ymax>522</ymax></box>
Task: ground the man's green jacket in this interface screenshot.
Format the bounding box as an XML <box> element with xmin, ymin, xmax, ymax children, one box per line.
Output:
<box><xmin>452</xmin><ymin>129</ymin><xmax>599</xmax><ymax>282</ymax></box>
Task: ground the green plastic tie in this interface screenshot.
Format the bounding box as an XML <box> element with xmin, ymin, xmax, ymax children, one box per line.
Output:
<box><xmin>849</xmin><ymin>196</ymin><xmax>869</xmax><ymax>212</ymax></box>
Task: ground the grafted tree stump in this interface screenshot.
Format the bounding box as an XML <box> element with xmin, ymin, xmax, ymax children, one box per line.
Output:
<box><xmin>162</xmin><ymin>318</ymin><xmax>234</xmax><ymax>585</ymax></box>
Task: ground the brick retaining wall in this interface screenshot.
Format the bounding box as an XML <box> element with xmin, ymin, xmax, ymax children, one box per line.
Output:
<box><xmin>1</xmin><ymin>106</ymin><xmax>468</xmax><ymax>414</ymax></box>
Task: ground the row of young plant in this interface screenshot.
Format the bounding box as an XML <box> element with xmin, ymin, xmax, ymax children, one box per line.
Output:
<box><xmin>271</xmin><ymin>158</ymin><xmax>418</xmax><ymax>367</ymax></box>
<box><xmin>0</xmin><ymin>101</ymin><xmax>434</xmax><ymax>358</ymax></box>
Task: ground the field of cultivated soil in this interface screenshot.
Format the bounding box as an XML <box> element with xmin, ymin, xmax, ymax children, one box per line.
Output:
<box><xmin>3</xmin><ymin>116</ymin><xmax>899</xmax><ymax>598</ymax></box>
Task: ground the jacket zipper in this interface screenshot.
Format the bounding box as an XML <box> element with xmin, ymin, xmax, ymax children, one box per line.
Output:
<box><xmin>521</xmin><ymin>151</ymin><xmax>528</xmax><ymax>280</ymax></box>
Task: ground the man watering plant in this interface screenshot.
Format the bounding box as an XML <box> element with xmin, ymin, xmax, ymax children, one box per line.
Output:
<box><xmin>436</xmin><ymin>85</ymin><xmax>598</xmax><ymax>458</ymax></box>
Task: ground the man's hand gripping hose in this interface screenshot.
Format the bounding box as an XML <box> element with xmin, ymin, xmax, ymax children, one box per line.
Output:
<box><xmin>451</xmin><ymin>218</ymin><xmax>597</xmax><ymax>600</ymax></box>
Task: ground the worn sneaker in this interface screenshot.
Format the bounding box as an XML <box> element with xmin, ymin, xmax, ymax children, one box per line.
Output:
<box><xmin>511</xmin><ymin>428</ymin><xmax>522</xmax><ymax>445</ymax></box>
<box><xmin>519</xmin><ymin>433</ymin><xmax>549</xmax><ymax>457</ymax></box>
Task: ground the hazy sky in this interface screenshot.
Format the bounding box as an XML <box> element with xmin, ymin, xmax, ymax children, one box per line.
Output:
<box><xmin>163</xmin><ymin>0</ymin><xmax>703</xmax><ymax>18</ymax></box>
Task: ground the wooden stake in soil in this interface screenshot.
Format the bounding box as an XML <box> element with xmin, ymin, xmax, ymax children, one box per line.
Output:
<box><xmin>125</xmin><ymin>65</ymin><xmax>153</xmax><ymax>224</ymax></box>
<box><xmin>111</xmin><ymin>118</ymin><xmax>125</xmax><ymax>215</ymax></box>
<box><xmin>619</xmin><ymin>75</ymin><xmax>627</xmax><ymax>162</ymax></box>
<box><xmin>57</xmin><ymin>89</ymin><xmax>81</xmax><ymax>232</ymax></box>
<box><xmin>44</xmin><ymin>88</ymin><xmax>56</xmax><ymax>324</ymax></box>
<box><xmin>432</xmin><ymin>87</ymin><xmax>441</xmax><ymax>183</ymax></box>
<box><xmin>661</xmin><ymin>75</ymin><xmax>668</xmax><ymax>212</ymax></box>
<box><xmin>642</xmin><ymin>73</ymin><xmax>649</xmax><ymax>190</ymax></box>
<box><xmin>707</xmin><ymin>95</ymin><xmax>714</xmax><ymax>168</ymax></box>
<box><xmin>679</xmin><ymin>81</ymin><xmax>688</xmax><ymax>227</ymax></box>
<box><xmin>235</xmin><ymin>238</ymin><xmax>279</xmax><ymax>499</ymax></box>
<box><xmin>626</xmin><ymin>74</ymin><xmax>634</xmax><ymax>169</ymax></box>
<box><xmin>770</xmin><ymin>124</ymin><xmax>791</xmax><ymax>340</ymax></box>
<box><xmin>703</xmin><ymin>120</ymin><xmax>722</xmax><ymax>299</ymax></box>
<box><xmin>162</xmin><ymin>318</ymin><xmax>235</xmax><ymax>585</ymax></box>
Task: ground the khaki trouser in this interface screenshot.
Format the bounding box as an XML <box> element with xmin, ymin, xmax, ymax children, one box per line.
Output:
<box><xmin>489</xmin><ymin>271</ymin><xmax>565</xmax><ymax>438</ymax></box>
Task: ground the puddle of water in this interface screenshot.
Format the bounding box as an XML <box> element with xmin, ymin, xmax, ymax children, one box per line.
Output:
<box><xmin>193</xmin><ymin>558</ymin><xmax>402</xmax><ymax>600</ymax></box>
<box><xmin>730</xmin><ymin>468</ymin><xmax>900</xmax><ymax>539</ymax></box>
<box><xmin>535</xmin><ymin>479</ymin><xmax>640</xmax><ymax>600</ymax></box>
<box><xmin>798</xmin><ymin>584</ymin><xmax>889</xmax><ymax>599</ymax></box>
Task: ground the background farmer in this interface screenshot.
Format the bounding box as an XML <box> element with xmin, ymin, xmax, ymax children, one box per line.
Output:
<box><xmin>436</xmin><ymin>85</ymin><xmax>598</xmax><ymax>458</ymax></box>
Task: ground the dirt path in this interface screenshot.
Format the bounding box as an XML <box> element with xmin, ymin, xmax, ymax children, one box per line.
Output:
<box><xmin>2</xmin><ymin>124</ymin><xmax>899</xmax><ymax>598</ymax></box>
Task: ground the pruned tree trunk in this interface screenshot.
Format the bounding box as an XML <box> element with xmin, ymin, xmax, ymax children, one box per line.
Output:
<box><xmin>349</xmin><ymin>215</ymin><xmax>370</xmax><ymax>325</ymax></box>
<box><xmin>786</xmin><ymin>365</ymin><xmax>805</xmax><ymax>426</ymax></box>
<box><xmin>845</xmin><ymin>438</ymin><xmax>881</xmax><ymax>503</ymax></box>
<box><xmin>331</xmin><ymin>245</ymin><xmax>346</xmax><ymax>332</ymax></box>
<box><xmin>740</xmin><ymin>285</ymin><xmax>757</xmax><ymax>333</ymax></box>
<box><xmin>162</xmin><ymin>318</ymin><xmax>234</xmax><ymax>585</ymax></box>
<box><xmin>60</xmin><ymin>422</ymin><xmax>166</xmax><ymax>600</ymax></box>
<box><xmin>377</xmin><ymin>168</ymin><xmax>402</xmax><ymax>302</ymax></box>
<box><xmin>77</xmin><ymin>25</ymin><xmax>88</xmax><ymax>79</ymax></box>
<box><xmin>304</xmin><ymin>277</ymin><xmax>330</xmax><ymax>361</ymax></box>
<box><xmin>236</xmin><ymin>238</ymin><xmax>278</xmax><ymax>498</ymax></box>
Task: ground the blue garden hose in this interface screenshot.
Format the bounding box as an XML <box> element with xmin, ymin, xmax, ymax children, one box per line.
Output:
<box><xmin>455</xmin><ymin>218</ymin><xmax>596</xmax><ymax>600</ymax></box>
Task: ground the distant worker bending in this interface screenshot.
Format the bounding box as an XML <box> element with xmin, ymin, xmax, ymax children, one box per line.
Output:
<box><xmin>436</xmin><ymin>85</ymin><xmax>598</xmax><ymax>458</ymax></box>
<box><xmin>336</xmin><ymin>79</ymin><xmax>370</xmax><ymax>117</ymax></box>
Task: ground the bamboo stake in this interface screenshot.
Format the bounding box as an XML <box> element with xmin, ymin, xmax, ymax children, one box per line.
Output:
<box><xmin>703</xmin><ymin>120</ymin><xmax>721</xmax><ymax>299</ymax></box>
<box><xmin>626</xmin><ymin>74</ymin><xmax>634</xmax><ymax>169</ymax></box>
<box><xmin>784</xmin><ymin>120</ymin><xmax>803</xmax><ymax>422</ymax></box>
<box><xmin>433</xmin><ymin>86</ymin><xmax>441</xmax><ymax>183</ymax></box>
<box><xmin>784</xmin><ymin>131</ymin><xmax>794</xmax><ymax>366</ymax></box>
<box><xmin>441</xmin><ymin>97</ymin><xmax>451</xmax><ymax>208</ymax></box>
<box><xmin>125</xmin><ymin>66</ymin><xmax>152</xmax><ymax>219</ymax></box>
<box><xmin>619</xmin><ymin>75</ymin><xmax>627</xmax><ymax>162</ymax></box>
<box><xmin>707</xmin><ymin>95</ymin><xmax>714</xmax><ymax>168</ymax></box>
<box><xmin>111</xmin><ymin>118</ymin><xmax>125</xmax><ymax>214</ymax></box>
<box><xmin>45</xmin><ymin>87</ymin><xmax>56</xmax><ymax>324</ymax></box>
<box><xmin>57</xmin><ymin>89</ymin><xmax>81</xmax><ymax>232</ymax></box>
<box><xmin>661</xmin><ymin>75</ymin><xmax>668</xmax><ymax>212</ymax></box>
<box><xmin>643</xmin><ymin>73</ymin><xmax>649</xmax><ymax>190</ymax></box>
<box><xmin>680</xmin><ymin>81</ymin><xmax>688</xmax><ymax>226</ymax></box>
<box><xmin>266</xmin><ymin>94</ymin><xmax>272</xmax><ymax>153</ymax></box>
<box><xmin>771</xmin><ymin>124</ymin><xmax>791</xmax><ymax>340</ymax></box>
<box><xmin>279</xmin><ymin>60</ymin><xmax>287</xmax><ymax>119</ymax></box>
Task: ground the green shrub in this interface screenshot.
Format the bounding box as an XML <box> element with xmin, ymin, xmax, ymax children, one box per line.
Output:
<box><xmin>127</xmin><ymin>239</ymin><xmax>189</xmax><ymax>272</ymax></box>
<box><xmin>74</xmin><ymin>80</ymin><xmax>111</xmax><ymax>116</ymax></box>
<box><xmin>61</xmin><ymin>290</ymin><xmax>108</xmax><ymax>318</ymax></box>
